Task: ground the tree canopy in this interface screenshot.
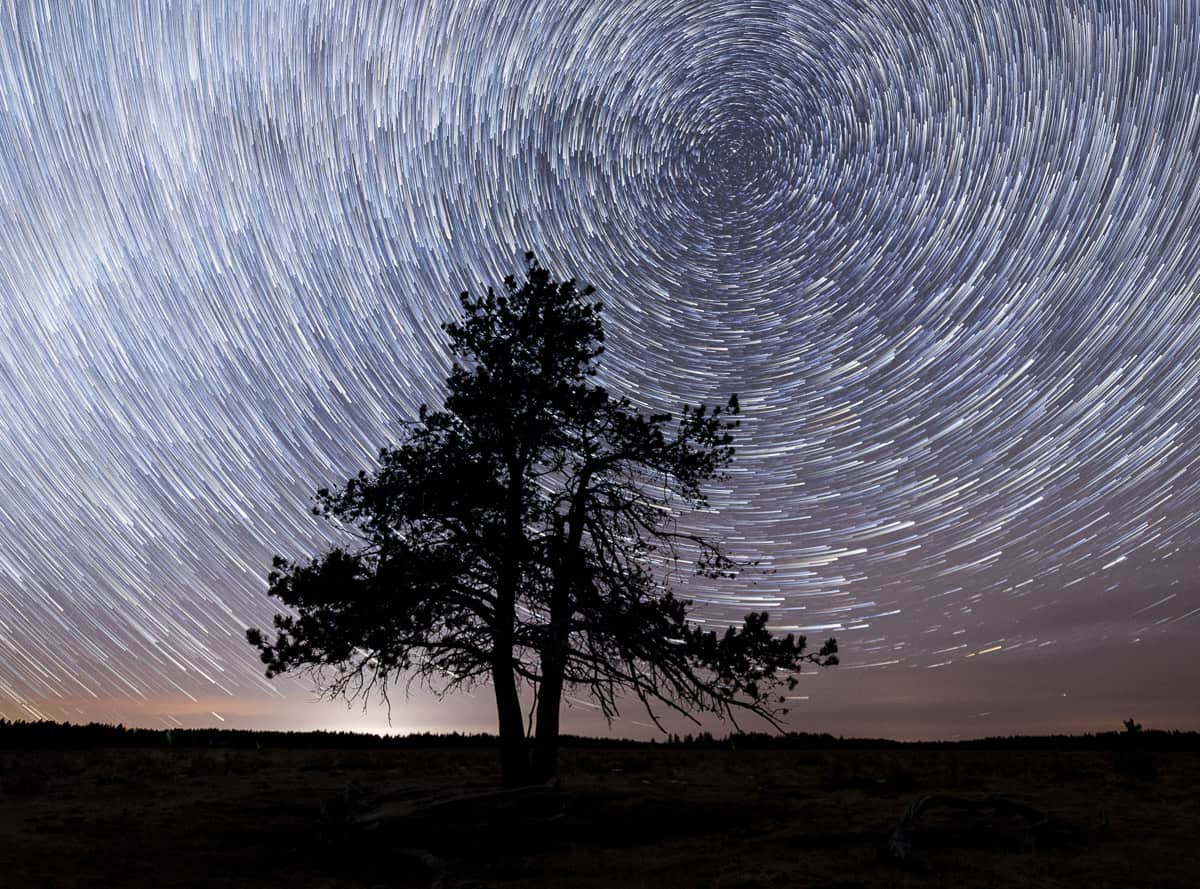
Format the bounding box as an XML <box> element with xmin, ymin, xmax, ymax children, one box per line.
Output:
<box><xmin>248</xmin><ymin>254</ymin><xmax>837</xmax><ymax>785</ymax></box>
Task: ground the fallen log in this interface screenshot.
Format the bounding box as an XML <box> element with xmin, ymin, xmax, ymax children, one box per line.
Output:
<box><xmin>393</xmin><ymin>848</ymin><xmax>448</xmax><ymax>889</ymax></box>
<box><xmin>355</xmin><ymin>779</ymin><xmax>560</xmax><ymax>827</ymax></box>
<box><xmin>886</xmin><ymin>792</ymin><xmax>1052</xmax><ymax>862</ymax></box>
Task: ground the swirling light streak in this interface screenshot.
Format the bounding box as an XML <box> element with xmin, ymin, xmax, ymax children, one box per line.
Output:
<box><xmin>0</xmin><ymin>0</ymin><xmax>1198</xmax><ymax>731</ymax></box>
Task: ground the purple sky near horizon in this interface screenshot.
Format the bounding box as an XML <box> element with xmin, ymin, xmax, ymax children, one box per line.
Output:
<box><xmin>1</xmin><ymin>0</ymin><xmax>1199</xmax><ymax>740</ymax></box>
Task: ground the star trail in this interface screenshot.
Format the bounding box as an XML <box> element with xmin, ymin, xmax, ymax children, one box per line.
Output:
<box><xmin>1</xmin><ymin>0</ymin><xmax>1198</xmax><ymax>737</ymax></box>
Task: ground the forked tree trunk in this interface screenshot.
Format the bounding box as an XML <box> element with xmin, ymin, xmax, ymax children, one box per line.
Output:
<box><xmin>494</xmin><ymin>456</ymin><xmax>532</xmax><ymax>787</ymax></box>
<box><xmin>493</xmin><ymin>655</ymin><xmax>530</xmax><ymax>787</ymax></box>
<box><xmin>530</xmin><ymin>539</ymin><xmax>578</xmax><ymax>782</ymax></box>
<box><xmin>531</xmin><ymin>652</ymin><xmax>565</xmax><ymax>782</ymax></box>
<box><xmin>532</xmin><ymin>468</ymin><xmax>591</xmax><ymax>783</ymax></box>
<box><xmin>530</xmin><ymin>559</ymin><xmax>575</xmax><ymax>782</ymax></box>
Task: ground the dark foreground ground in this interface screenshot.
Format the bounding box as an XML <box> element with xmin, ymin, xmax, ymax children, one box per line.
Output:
<box><xmin>1</xmin><ymin>744</ymin><xmax>1196</xmax><ymax>888</ymax></box>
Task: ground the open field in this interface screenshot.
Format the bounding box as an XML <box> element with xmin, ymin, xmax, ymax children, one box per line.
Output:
<box><xmin>1</xmin><ymin>743</ymin><xmax>1197</xmax><ymax>888</ymax></box>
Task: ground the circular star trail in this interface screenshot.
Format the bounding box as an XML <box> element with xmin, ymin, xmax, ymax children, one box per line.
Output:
<box><xmin>1</xmin><ymin>1</ymin><xmax>1199</xmax><ymax>731</ymax></box>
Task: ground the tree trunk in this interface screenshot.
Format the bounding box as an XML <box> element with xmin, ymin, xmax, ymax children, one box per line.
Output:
<box><xmin>494</xmin><ymin>454</ymin><xmax>531</xmax><ymax>787</ymax></box>
<box><xmin>493</xmin><ymin>654</ymin><xmax>530</xmax><ymax>787</ymax></box>
<box><xmin>532</xmin><ymin>466</ymin><xmax>591</xmax><ymax>783</ymax></box>
<box><xmin>531</xmin><ymin>651</ymin><xmax>564</xmax><ymax>782</ymax></box>
<box><xmin>530</xmin><ymin>537</ymin><xmax>577</xmax><ymax>782</ymax></box>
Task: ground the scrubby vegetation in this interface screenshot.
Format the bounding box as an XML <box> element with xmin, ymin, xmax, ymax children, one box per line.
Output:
<box><xmin>1</xmin><ymin>721</ymin><xmax>1198</xmax><ymax>887</ymax></box>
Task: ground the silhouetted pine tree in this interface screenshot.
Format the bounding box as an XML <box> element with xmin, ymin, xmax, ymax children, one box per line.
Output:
<box><xmin>248</xmin><ymin>254</ymin><xmax>837</xmax><ymax>786</ymax></box>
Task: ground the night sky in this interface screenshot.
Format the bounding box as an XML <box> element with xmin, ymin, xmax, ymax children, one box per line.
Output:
<box><xmin>1</xmin><ymin>1</ymin><xmax>1198</xmax><ymax>740</ymax></box>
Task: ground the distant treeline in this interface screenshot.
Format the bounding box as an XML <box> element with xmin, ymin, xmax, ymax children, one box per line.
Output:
<box><xmin>708</xmin><ymin>728</ymin><xmax>1200</xmax><ymax>752</ymax></box>
<box><xmin>1</xmin><ymin>718</ymin><xmax>1197</xmax><ymax>752</ymax></box>
<box><xmin>0</xmin><ymin>719</ymin><xmax>649</xmax><ymax>751</ymax></box>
